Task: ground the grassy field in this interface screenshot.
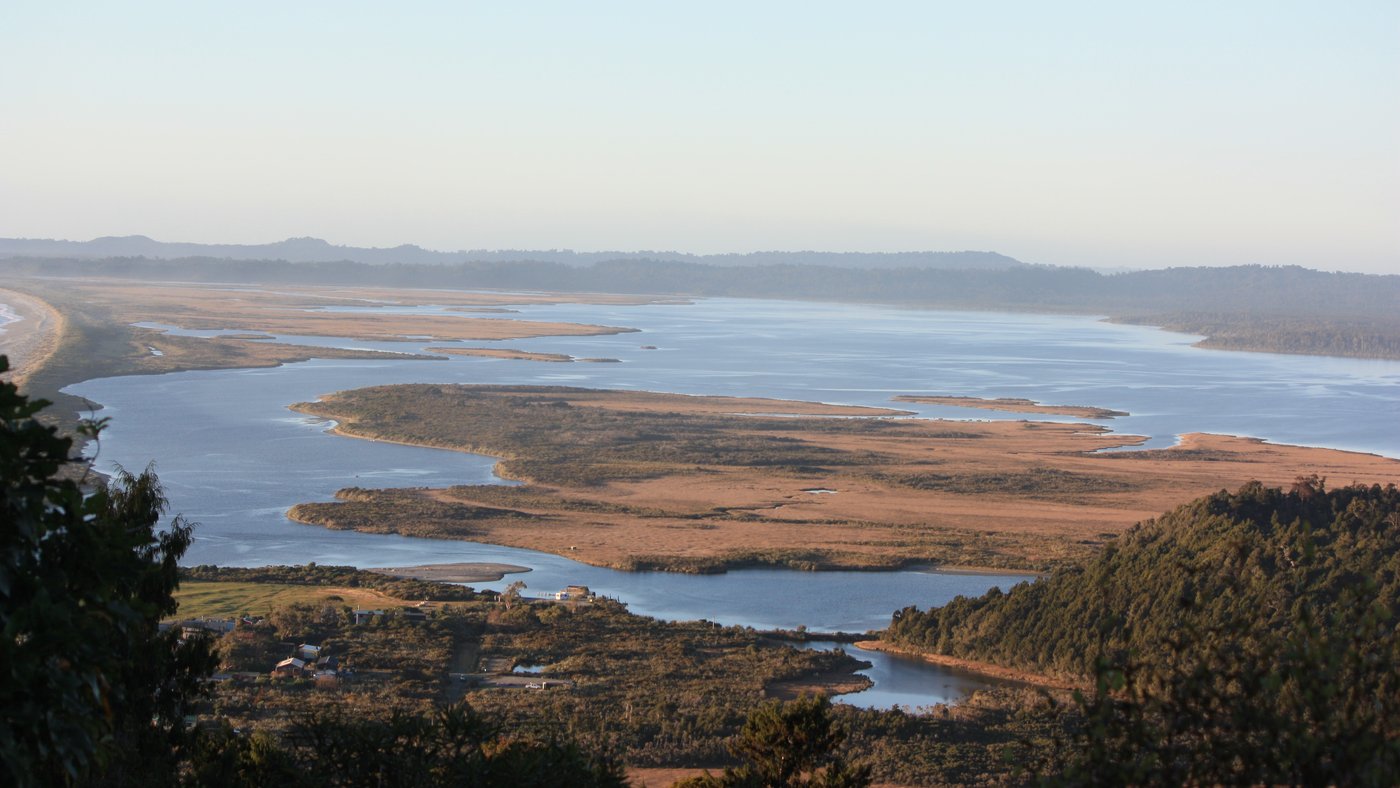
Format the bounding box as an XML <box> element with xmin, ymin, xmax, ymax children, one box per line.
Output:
<box><xmin>172</xmin><ymin>580</ymin><xmax>408</xmax><ymax>619</ymax></box>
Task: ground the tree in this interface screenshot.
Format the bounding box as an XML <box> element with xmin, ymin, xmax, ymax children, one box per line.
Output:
<box><xmin>1040</xmin><ymin>573</ymin><xmax>1400</xmax><ymax>785</ymax></box>
<box><xmin>678</xmin><ymin>695</ymin><xmax>872</xmax><ymax>787</ymax></box>
<box><xmin>0</xmin><ymin>355</ymin><xmax>216</xmax><ymax>787</ymax></box>
<box><xmin>184</xmin><ymin>702</ymin><xmax>628</xmax><ymax>787</ymax></box>
<box><xmin>502</xmin><ymin>579</ymin><xmax>527</xmax><ymax>610</ymax></box>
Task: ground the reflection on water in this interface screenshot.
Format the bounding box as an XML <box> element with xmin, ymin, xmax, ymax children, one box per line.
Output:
<box><xmin>798</xmin><ymin>642</ymin><xmax>1016</xmax><ymax>709</ymax></box>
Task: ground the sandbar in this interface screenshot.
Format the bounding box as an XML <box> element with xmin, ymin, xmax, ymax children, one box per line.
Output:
<box><xmin>894</xmin><ymin>395</ymin><xmax>1128</xmax><ymax>419</ymax></box>
<box><xmin>369</xmin><ymin>562</ymin><xmax>531</xmax><ymax>583</ymax></box>
<box><xmin>427</xmin><ymin>347</ymin><xmax>619</xmax><ymax>363</ymax></box>
<box><xmin>0</xmin><ymin>287</ymin><xmax>63</xmax><ymax>387</ymax></box>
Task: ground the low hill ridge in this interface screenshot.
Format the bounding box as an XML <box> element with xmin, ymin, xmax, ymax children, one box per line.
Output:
<box><xmin>885</xmin><ymin>479</ymin><xmax>1400</xmax><ymax>680</ymax></box>
<box><xmin>0</xmin><ymin>235</ymin><xmax>1025</xmax><ymax>270</ymax></box>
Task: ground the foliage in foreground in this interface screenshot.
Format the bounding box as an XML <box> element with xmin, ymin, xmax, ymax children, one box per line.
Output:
<box><xmin>1043</xmin><ymin>578</ymin><xmax>1399</xmax><ymax>785</ymax></box>
<box><xmin>0</xmin><ymin>355</ymin><xmax>217</xmax><ymax>787</ymax></box>
<box><xmin>185</xmin><ymin>702</ymin><xmax>626</xmax><ymax>788</ymax></box>
<box><xmin>0</xmin><ymin>356</ymin><xmax>626</xmax><ymax>787</ymax></box>
<box><xmin>676</xmin><ymin>696</ymin><xmax>871</xmax><ymax>788</ymax></box>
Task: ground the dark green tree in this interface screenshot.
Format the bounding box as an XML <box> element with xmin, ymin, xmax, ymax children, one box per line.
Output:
<box><xmin>678</xmin><ymin>695</ymin><xmax>871</xmax><ymax>787</ymax></box>
<box><xmin>1041</xmin><ymin>578</ymin><xmax>1400</xmax><ymax>786</ymax></box>
<box><xmin>183</xmin><ymin>702</ymin><xmax>628</xmax><ymax>787</ymax></box>
<box><xmin>0</xmin><ymin>355</ymin><xmax>217</xmax><ymax>787</ymax></box>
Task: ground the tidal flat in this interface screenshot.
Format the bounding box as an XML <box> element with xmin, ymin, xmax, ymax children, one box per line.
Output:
<box><xmin>288</xmin><ymin>383</ymin><xmax>1400</xmax><ymax>573</ymax></box>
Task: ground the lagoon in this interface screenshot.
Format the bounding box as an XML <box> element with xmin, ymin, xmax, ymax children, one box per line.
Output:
<box><xmin>62</xmin><ymin>294</ymin><xmax>1400</xmax><ymax>705</ymax></box>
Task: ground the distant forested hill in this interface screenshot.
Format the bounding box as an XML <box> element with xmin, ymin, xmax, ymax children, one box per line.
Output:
<box><xmin>4</xmin><ymin>255</ymin><xmax>1399</xmax><ymax>358</ymax></box>
<box><xmin>0</xmin><ymin>236</ymin><xmax>1024</xmax><ymax>270</ymax></box>
<box><xmin>885</xmin><ymin>480</ymin><xmax>1400</xmax><ymax>681</ymax></box>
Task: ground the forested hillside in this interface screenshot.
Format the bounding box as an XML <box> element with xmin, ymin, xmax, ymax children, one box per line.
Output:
<box><xmin>886</xmin><ymin>479</ymin><xmax>1400</xmax><ymax>681</ymax></box>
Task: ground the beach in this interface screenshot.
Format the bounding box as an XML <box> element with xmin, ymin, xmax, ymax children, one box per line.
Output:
<box><xmin>0</xmin><ymin>287</ymin><xmax>62</xmax><ymax>386</ymax></box>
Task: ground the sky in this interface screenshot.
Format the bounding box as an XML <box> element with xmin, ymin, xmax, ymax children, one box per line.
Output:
<box><xmin>2</xmin><ymin>1</ymin><xmax>1397</xmax><ymax>273</ymax></box>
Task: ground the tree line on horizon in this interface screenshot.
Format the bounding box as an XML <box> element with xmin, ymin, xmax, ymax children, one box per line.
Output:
<box><xmin>5</xmin><ymin>255</ymin><xmax>1398</xmax><ymax>360</ymax></box>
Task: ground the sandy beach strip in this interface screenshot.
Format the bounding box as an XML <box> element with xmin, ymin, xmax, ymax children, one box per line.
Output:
<box><xmin>0</xmin><ymin>287</ymin><xmax>64</xmax><ymax>386</ymax></box>
<box><xmin>369</xmin><ymin>562</ymin><xmax>532</xmax><ymax>583</ymax></box>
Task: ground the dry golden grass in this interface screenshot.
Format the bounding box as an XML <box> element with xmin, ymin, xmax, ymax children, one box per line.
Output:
<box><xmin>289</xmin><ymin>386</ymin><xmax>1400</xmax><ymax>572</ymax></box>
<box><xmin>171</xmin><ymin>580</ymin><xmax>408</xmax><ymax>619</ymax></box>
<box><xmin>76</xmin><ymin>280</ymin><xmax>638</xmax><ymax>341</ymax></box>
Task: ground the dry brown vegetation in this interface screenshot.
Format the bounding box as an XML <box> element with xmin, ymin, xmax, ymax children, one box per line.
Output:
<box><xmin>0</xmin><ymin>278</ymin><xmax>648</xmax><ymax>428</ymax></box>
<box><xmin>287</xmin><ymin>384</ymin><xmax>1400</xmax><ymax>572</ymax></box>
<box><xmin>51</xmin><ymin>279</ymin><xmax>638</xmax><ymax>342</ymax></box>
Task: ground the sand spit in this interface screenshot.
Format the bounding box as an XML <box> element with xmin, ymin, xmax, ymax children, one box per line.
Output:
<box><xmin>895</xmin><ymin>395</ymin><xmax>1128</xmax><ymax>419</ymax></box>
<box><xmin>0</xmin><ymin>287</ymin><xmax>64</xmax><ymax>387</ymax></box>
<box><xmin>369</xmin><ymin>562</ymin><xmax>532</xmax><ymax>583</ymax></box>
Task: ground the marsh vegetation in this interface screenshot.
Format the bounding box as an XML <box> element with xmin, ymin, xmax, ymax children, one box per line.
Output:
<box><xmin>289</xmin><ymin>384</ymin><xmax>1400</xmax><ymax>573</ymax></box>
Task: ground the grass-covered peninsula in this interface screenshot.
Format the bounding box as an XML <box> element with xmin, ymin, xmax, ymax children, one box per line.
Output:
<box><xmin>286</xmin><ymin>384</ymin><xmax>1400</xmax><ymax>573</ymax></box>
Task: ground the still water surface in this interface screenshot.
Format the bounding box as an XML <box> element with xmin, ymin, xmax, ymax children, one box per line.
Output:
<box><xmin>63</xmin><ymin>295</ymin><xmax>1400</xmax><ymax>705</ymax></box>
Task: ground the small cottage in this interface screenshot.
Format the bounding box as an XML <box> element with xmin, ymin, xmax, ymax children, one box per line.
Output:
<box><xmin>272</xmin><ymin>657</ymin><xmax>307</xmax><ymax>677</ymax></box>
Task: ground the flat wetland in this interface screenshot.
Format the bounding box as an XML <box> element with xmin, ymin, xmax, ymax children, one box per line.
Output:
<box><xmin>288</xmin><ymin>383</ymin><xmax>1400</xmax><ymax>573</ymax></box>
<box><xmin>10</xmin><ymin>277</ymin><xmax>1400</xmax><ymax>584</ymax></box>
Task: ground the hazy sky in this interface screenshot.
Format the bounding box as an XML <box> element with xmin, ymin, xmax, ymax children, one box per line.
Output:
<box><xmin>3</xmin><ymin>1</ymin><xmax>1397</xmax><ymax>273</ymax></box>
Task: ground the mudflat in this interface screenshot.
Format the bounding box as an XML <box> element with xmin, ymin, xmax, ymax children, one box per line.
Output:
<box><xmin>369</xmin><ymin>562</ymin><xmax>531</xmax><ymax>583</ymax></box>
<box><xmin>287</xmin><ymin>384</ymin><xmax>1400</xmax><ymax>573</ymax></box>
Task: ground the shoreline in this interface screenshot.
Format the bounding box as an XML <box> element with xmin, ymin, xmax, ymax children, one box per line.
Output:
<box><xmin>854</xmin><ymin>640</ymin><xmax>1083</xmax><ymax>692</ymax></box>
<box><xmin>368</xmin><ymin>562</ymin><xmax>532</xmax><ymax>584</ymax></box>
<box><xmin>893</xmin><ymin>394</ymin><xmax>1129</xmax><ymax>420</ymax></box>
<box><xmin>285</xmin><ymin>384</ymin><xmax>1400</xmax><ymax>576</ymax></box>
<box><xmin>0</xmin><ymin>287</ymin><xmax>65</xmax><ymax>387</ymax></box>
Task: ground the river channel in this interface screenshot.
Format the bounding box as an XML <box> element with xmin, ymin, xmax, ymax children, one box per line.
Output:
<box><xmin>57</xmin><ymin>294</ymin><xmax>1400</xmax><ymax>706</ymax></box>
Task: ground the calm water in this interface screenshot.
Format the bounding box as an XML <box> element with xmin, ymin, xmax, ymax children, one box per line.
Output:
<box><xmin>59</xmin><ymin>295</ymin><xmax>1400</xmax><ymax>706</ymax></box>
<box><xmin>797</xmin><ymin>641</ymin><xmax>1015</xmax><ymax>710</ymax></box>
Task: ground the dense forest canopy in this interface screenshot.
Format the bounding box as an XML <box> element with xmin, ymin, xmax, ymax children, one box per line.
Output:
<box><xmin>886</xmin><ymin>479</ymin><xmax>1400</xmax><ymax>681</ymax></box>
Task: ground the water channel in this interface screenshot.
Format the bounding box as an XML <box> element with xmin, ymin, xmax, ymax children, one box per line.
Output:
<box><xmin>52</xmin><ymin>294</ymin><xmax>1400</xmax><ymax>706</ymax></box>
